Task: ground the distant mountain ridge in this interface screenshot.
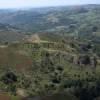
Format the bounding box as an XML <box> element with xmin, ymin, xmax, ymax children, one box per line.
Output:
<box><xmin>0</xmin><ymin>4</ymin><xmax>100</xmax><ymax>42</ymax></box>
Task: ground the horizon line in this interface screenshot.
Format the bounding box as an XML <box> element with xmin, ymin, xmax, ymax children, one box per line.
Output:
<box><xmin>0</xmin><ymin>3</ymin><xmax>99</xmax><ymax>10</ymax></box>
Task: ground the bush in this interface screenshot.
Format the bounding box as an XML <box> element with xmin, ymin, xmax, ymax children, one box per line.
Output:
<box><xmin>1</xmin><ymin>71</ymin><xmax>17</xmax><ymax>84</ymax></box>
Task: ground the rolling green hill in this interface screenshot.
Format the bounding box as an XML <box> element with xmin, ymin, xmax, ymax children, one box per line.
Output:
<box><xmin>0</xmin><ymin>23</ymin><xmax>26</xmax><ymax>43</ymax></box>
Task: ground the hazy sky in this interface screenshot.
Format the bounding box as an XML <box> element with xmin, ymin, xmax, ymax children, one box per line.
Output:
<box><xmin>0</xmin><ymin>0</ymin><xmax>99</xmax><ymax>8</ymax></box>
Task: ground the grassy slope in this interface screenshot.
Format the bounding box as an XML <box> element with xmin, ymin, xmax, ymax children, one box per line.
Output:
<box><xmin>0</xmin><ymin>36</ymin><xmax>99</xmax><ymax>100</ymax></box>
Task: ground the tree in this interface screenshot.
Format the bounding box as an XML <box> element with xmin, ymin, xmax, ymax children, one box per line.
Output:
<box><xmin>1</xmin><ymin>71</ymin><xmax>17</xmax><ymax>84</ymax></box>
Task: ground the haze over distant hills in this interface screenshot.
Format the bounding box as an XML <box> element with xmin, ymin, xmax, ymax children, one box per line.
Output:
<box><xmin>0</xmin><ymin>4</ymin><xmax>99</xmax><ymax>34</ymax></box>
